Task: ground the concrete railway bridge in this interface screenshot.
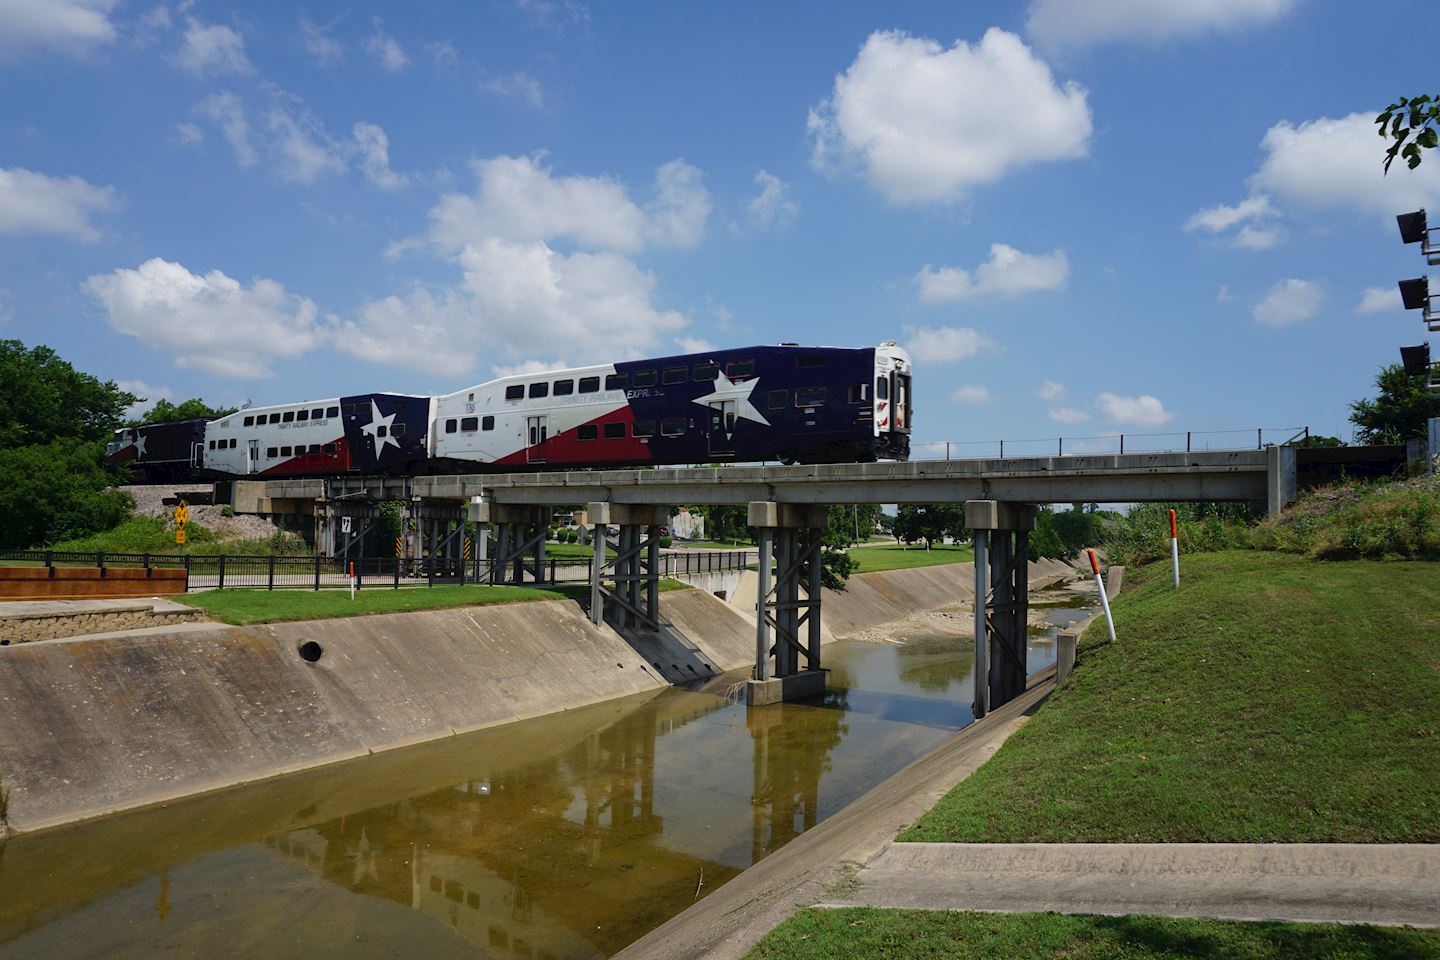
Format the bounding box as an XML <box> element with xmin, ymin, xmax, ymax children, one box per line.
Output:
<box><xmin>245</xmin><ymin>445</ymin><xmax>1344</xmax><ymax>715</ymax></box>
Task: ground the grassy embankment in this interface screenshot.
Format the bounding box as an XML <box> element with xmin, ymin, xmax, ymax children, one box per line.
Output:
<box><xmin>36</xmin><ymin>516</ymin><xmax>310</xmax><ymax>557</ymax></box>
<box><xmin>848</xmin><ymin>542</ymin><xmax>973</xmax><ymax>573</ymax></box>
<box><xmin>749</xmin><ymin>909</ymin><xmax>1440</xmax><ymax>959</ymax></box>
<box><xmin>179</xmin><ymin>584</ymin><xmax>566</xmax><ymax>625</ymax></box>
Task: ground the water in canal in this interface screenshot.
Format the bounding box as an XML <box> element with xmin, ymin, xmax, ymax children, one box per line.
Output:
<box><xmin>0</xmin><ymin>633</ymin><xmax>1058</xmax><ymax>960</ymax></box>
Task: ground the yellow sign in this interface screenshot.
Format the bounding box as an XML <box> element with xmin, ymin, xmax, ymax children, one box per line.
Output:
<box><xmin>175</xmin><ymin>500</ymin><xmax>189</xmax><ymax>526</ymax></box>
<box><xmin>175</xmin><ymin>528</ymin><xmax>187</xmax><ymax>545</ymax></box>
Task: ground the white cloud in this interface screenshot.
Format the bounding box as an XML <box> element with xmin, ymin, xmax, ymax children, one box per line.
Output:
<box><xmin>132</xmin><ymin>5</ymin><xmax>171</xmax><ymax>48</ymax></box>
<box><xmin>1026</xmin><ymin>0</ymin><xmax>1294</xmax><ymax>52</ymax></box>
<box><xmin>300</xmin><ymin>15</ymin><xmax>342</xmax><ymax>67</ymax></box>
<box><xmin>171</xmin><ymin>121</ymin><xmax>204</xmax><ymax>145</ymax></box>
<box><xmin>1251</xmin><ymin>112</ymin><xmax>1440</xmax><ymax>218</ymax></box>
<box><xmin>1355</xmin><ymin>286</ymin><xmax>1399</xmax><ymax>315</ymax></box>
<box><xmin>424</xmin><ymin>153</ymin><xmax>710</xmax><ymax>254</ymax></box>
<box><xmin>267</xmin><ymin>106</ymin><xmax>345</xmax><ymax>184</ymax></box>
<box><xmin>951</xmin><ymin>384</ymin><xmax>990</xmax><ymax>404</ymax></box>
<box><xmin>1184</xmin><ymin>194</ymin><xmax>1272</xmax><ymax>233</ymax></box>
<box><xmin>0</xmin><ymin>166</ymin><xmax>119</xmax><ymax>241</ymax></box>
<box><xmin>514</xmin><ymin>0</ymin><xmax>589</xmax><ymax>30</ymax></box>
<box><xmin>1037</xmin><ymin>378</ymin><xmax>1066</xmax><ymax>400</ymax></box>
<box><xmin>338</xmin><ymin>239</ymin><xmax>689</xmax><ymax>376</ymax></box>
<box><xmin>807</xmin><ymin>28</ymin><xmax>1091</xmax><ymax>204</ymax></box>
<box><xmin>676</xmin><ymin>336</ymin><xmax>717</xmax><ymax>354</ymax></box>
<box><xmin>352</xmin><ymin>121</ymin><xmax>408</xmax><ymax>190</ymax></box>
<box><xmin>1048</xmin><ymin>406</ymin><xmax>1090</xmax><ymax>424</ymax></box>
<box><xmin>491</xmin><ymin>358</ymin><xmax>570</xmax><ymax>378</ymax></box>
<box><xmin>116</xmin><ymin>379</ymin><xmax>173</xmax><ymax>419</ymax></box>
<box><xmin>86</xmin><ymin>258</ymin><xmax>329</xmax><ymax>379</ymax></box>
<box><xmin>365</xmin><ymin>17</ymin><xmax>407</xmax><ymax>71</ymax></box>
<box><xmin>1217</xmin><ymin>284</ymin><xmax>1234</xmax><ymax>302</ymax></box>
<box><xmin>0</xmin><ymin>0</ymin><xmax>116</xmax><ymax>59</ymax></box>
<box><xmin>916</xmin><ymin>243</ymin><xmax>1068</xmax><ymax>301</ymax></box>
<box><xmin>1253</xmin><ymin>277</ymin><xmax>1323</xmax><ymax>327</ymax></box>
<box><xmin>426</xmin><ymin>40</ymin><xmax>458</xmax><ymax>70</ymax></box>
<box><xmin>903</xmin><ymin>326</ymin><xmax>991</xmax><ymax>363</ymax></box>
<box><xmin>173</xmin><ymin>17</ymin><xmax>251</xmax><ymax>77</ymax></box>
<box><xmin>1096</xmin><ymin>392</ymin><xmax>1173</xmax><ymax>427</ymax></box>
<box><xmin>479</xmin><ymin>71</ymin><xmax>545</xmax><ymax>108</ymax></box>
<box><xmin>747</xmin><ymin>170</ymin><xmax>798</xmax><ymax>229</ymax></box>
<box><xmin>1233</xmin><ymin>223</ymin><xmax>1282</xmax><ymax>249</ymax></box>
<box><xmin>197</xmin><ymin>92</ymin><xmax>256</xmax><ymax>166</ymax></box>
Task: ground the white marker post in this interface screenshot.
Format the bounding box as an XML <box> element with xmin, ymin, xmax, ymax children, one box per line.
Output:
<box><xmin>1087</xmin><ymin>549</ymin><xmax>1117</xmax><ymax>645</ymax></box>
<box><xmin>1169</xmin><ymin>508</ymin><xmax>1180</xmax><ymax>589</ymax></box>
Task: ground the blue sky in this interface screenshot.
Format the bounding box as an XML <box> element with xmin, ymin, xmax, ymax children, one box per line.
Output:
<box><xmin>2</xmin><ymin>0</ymin><xmax>1436</xmax><ymax>454</ymax></box>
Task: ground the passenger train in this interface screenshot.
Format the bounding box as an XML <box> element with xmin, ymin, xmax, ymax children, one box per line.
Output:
<box><xmin>105</xmin><ymin>342</ymin><xmax>913</xmax><ymax>481</ymax></box>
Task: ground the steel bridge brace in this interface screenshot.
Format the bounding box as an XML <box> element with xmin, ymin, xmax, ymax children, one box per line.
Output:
<box><xmin>967</xmin><ymin>500</ymin><xmax>1036</xmax><ymax>719</ymax></box>
<box><xmin>587</xmin><ymin>503</ymin><xmax>668</xmax><ymax>631</ymax></box>
<box><xmin>748</xmin><ymin>502</ymin><xmax>829</xmax><ymax>706</ymax></box>
<box><xmin>466</xmin><ymin>501</ymin><xmax>547</xmax><ymax>585</ymax></box>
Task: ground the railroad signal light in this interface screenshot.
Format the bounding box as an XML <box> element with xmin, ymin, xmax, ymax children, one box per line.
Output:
<box><xmin>1399</xmin><ymin>276</ymin><xmax>1431</xmax><ymax>312</ymax></box>
<box><xmin>1400</xmin><ymin>342</ymin><xmax>1431</xmax><ymax>378</ymax></box>
<box><xmin>1397</xmin><ymin>209</ymin><xmax>1427</xmax><ymax>245</ymax></box>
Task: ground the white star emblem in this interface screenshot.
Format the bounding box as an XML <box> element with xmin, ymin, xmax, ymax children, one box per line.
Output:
<box><xmin>362</xmin><ymin>400</ymin><xmax>399</xmax><ymax>453</ymax></box>
<box><xmin>692</xmin><ymin>373</ymin><xmax>769</xmax><ymax>426</ymax></box>
<box><xmin>132</xmin><ymin>434</ymin><xmax>147</xmax><ymax>459</ymax></box>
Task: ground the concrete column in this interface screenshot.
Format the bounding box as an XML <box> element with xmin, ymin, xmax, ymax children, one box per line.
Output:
<box><xmin>966</xmin><ymin>500</ymin><xmax>1037</xmax><ymax>714</ymax></box>
<box><xmin>972</xmin><ymin>529</ymin><xmax>988</xmax><ymax>720</ymax></box>
<box><xmin>645</xmin><ymin>524</ymin><xmax>659</xmax><ymax>625</ymax></box>
<box><xmin>1429</xmin><ymin>416</ymin><xmax>1439</xmax><ymax>475</ymax></box>
<box><xmin>747</xmin><ymin>501</ymin><xmax>829</xmax><ymax>704</ymax></box>
<box><xmin>754</xmin><ymin>525</ymin><xmax>773</xmax><ymax>682</ymax></box>
<box><xmin>1266</xmin><ymin>444</ymin><xmax>1297</xmax><ymax>517</ymax></box>
<box><xmin>588</xmin><ymin>502</ymin><xmax>609</xmax><ymax>626</ymax></box>
<box><xmin>1057</xmin><ymin>631</ymin><xmax>1077</xmax><ymax>682</ymax></box>
<box><xmin>534</xmin><ymin>507</ymin><xmax>546</xmax><ymax>584</ymax></box>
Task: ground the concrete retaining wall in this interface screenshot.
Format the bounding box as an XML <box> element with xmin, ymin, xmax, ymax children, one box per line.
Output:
<box><xmin>0</xmin><ymin>606</ymin><xmax>204</xmax><ymax>644</ymax></box>
<box><xmin>0</xmin><ymin>600</ymin><xmax>666</xmax><ymax>835</ymax></box>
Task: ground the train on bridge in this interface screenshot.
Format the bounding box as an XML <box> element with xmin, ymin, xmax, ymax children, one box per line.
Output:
<box><xmin>106</xmin><ymin>342</ymin><xmax>914</xmax><ymax>482</ymax></box>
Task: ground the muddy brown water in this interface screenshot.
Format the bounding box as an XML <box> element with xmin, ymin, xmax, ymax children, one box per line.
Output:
<box><xmin>0</xmin><ymin>634</ymin><xmax>1058</xmax><ymax>960</ymax></box>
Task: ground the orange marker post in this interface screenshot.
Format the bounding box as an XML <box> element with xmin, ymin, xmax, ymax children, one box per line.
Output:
<box><xmin>1087</xmin><ymin>549</ymin><xmax>1117</xmax><ymax>645</ymax></box>
<box><xmin>1169</xmin><ymin>509</ymin><xmax>1180</xmax><ymax>589</ymax></box>
<box><xmin>349</xmin><ymin>561</ymin><xmax>356</xmax><ymax>601</ymax></box>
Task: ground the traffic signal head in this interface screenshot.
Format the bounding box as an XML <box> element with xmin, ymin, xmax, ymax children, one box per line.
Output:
<box><xmin>1399</xmin><ymin>276</ymin><xmax>1430</xmax><ymax>311</ymax></box>
<box><xmin>1400</xmin><ymin>342</ymin><xmax>1431</xmax><ymax>378</ymax></box>
<box><xmin>1397</xmin><ymin>209</ymin><xmax>1428</xmax><ymax>245</ymax></box>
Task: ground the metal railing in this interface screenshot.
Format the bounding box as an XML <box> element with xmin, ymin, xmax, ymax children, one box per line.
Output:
<box><xmin>912</xmin><ymin>426</ymin><xmax>1310</xmax><ymax>460</ymax></box>
<box><xmin>0</xmin><ymin>546</ymin><xmax>754</xmax><ymax>592</ymax></box>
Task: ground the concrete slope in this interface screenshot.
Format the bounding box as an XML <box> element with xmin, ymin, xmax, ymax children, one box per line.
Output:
<box><xmin>614</xmin><ymin>587</ymin><xmax>759</xmax><ymax>681</ymax></box>
<box><xmin>0</xmin><ymin>600</ymin><xmax>665</xmax><ymax>834</ymax></box>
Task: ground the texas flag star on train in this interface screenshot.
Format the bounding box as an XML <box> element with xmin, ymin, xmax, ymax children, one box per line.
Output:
<box><xmin>106</xmin><ymin>342</ymin><xmax>912</xmax><ymax>481</ymax></box>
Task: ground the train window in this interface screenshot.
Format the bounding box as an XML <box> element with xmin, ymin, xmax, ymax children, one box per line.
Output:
<box><xmin>605</xmin><ymin>373</ymin><xmax>627</xmax><ymax>391</ymax></box>
<box><xmin>481</xmin><ymin>416</ymin><xmax>494</xmax><ymax>430</ymax></box>
<box><xmin>393</xmin><ymin>423</ymin><xmax>406</xmax><ymax>437</ymax></box>
<box><xmin>309</xmin><ymin>444</ymin><xmax>321</xmax><ymax>455</ymax></box>
<box><xmin>662</xmin><ymin>366</ymin><xmax>687</xmax><ymax>385</ymax></box>
<box><xmin>467</xmin><ymin>392</ymin><xmax>475</xmax><ymax>401</ymax></box>
<box><xmin>283</xmin><ymin>411</ymin><xmax>295</xmax><ymax>423</ymax></box>
<box><xmin>797</xmin><ymin>355</ymin><xmax>826</xmax><ymax>368</ymax></box>
<box><xmin>269</xmin><ymin>413</ymin><xmax>281</xmax><ymax>424</ymax></box>
<box><xmin>280</xmin><ymin>446</ymin><xmax>292</xmax><ymax>457</ymax></box>
<box><xmin>324</xmin><ymin>443</ymin><xmax>337</xmax><ymax>455</ymax></box>
<box><xmin>326</xmin><ymin>406</ymin><xmax>339</xmax><ymax>418</ymax></box>
<box><xmin>229</xmin><ymin>438</ymin><xmax>237</xmax><ymax>448</ymax></box>
<box><xmin>299</xmin><ymin>409</ymin><xmax>311</xmax><ymax>422</ymax></box>
<box><xmin>376</xmin><ymin>426</ymin><xmax>387</xmax><ymax>437</ymax></box>
<box><xmin>875</xmin><ymin>376</ymin><xmax>888</xmax><ymax>400</ymax></box>
<box><xmin>632</xmin><ymin>420</ymin><xmax>655</xmax><ymax>438</ymax></box>
<box><xmin>767</xmin><ymin>389</ymin><xmax>788</xmax><ymax>410</ymax></box>
<box><xmin>693</xmin><ymin>362</ymin><xmax>719</xmax><ymax>381</ymax></box>
<box><xmin>243</xmin><ymin>416</ymin><xmax>254</xmax><ymax>427</ymax></box>
<box><xmin>604</xmin><ymin>422</ymin><xmax>627</xmax><ymax>439</ymax></box>
<box><xmin>661</xmin><ymin>417</ymin><xmax>686</xmax><ymax>436</ymax></box>
<box><xmin>208</xmin><ymin>441</ymin><xmax>216</xmax><ymax>450</ymax></box>
<box><xmin>796</xmin><ymin>387</ymin><xmax>827</xmax><ymax>407</ymax></box>
<box><xmin>578</xmin><ymin>376</ymin><xmax>600</xmax><ymax>393</ymax></box>
<box><xmin>505</xmin><ymin>385</ymin><xmax>524</xmax><ymax>400</ymax></box>
<box><xmin>528</xmin><ymin>382</ymin><xmax>549</xmax><ymax>398</ymax></box>
<box><xmin>445</xmin><ymin>419</ymin><xmax>458</xmax><ymax>434</ymax></box>
<box><xmin>577</xmin><ymin>425</ymin><xmax>598</xmax><ymax>441</ymax></box>
<box><xmin>553</xmin><ymin>379</ymin><xmax>574</xmax><ymax>396</ymax></box>
<box><xmin>726</xmin><ymin>359</ymin><xmax>754</xmax><ymax>380</ymax></box>
<box><xmin>633</xmin><ymin>369</ymin><xmax>657</xmax><ymax>388</ymax></box>
<box><xmin>311</xmin><ymin>408</ymin><xmax>324</xmax><ymax>419</ymax></box>
<box><xmin>267</xmin><ymin>447</ymin><xmax>278</xmax><ymax>458</ymax></box>
<box><xmin>848</xmin><ymin>383</ymin><xmax>869</xmax><ymax>403</ymax></box>
<box><xmin>460</xmin><ymin>416</ymin><xmax>479</xmax><ymax>431</ymax></box>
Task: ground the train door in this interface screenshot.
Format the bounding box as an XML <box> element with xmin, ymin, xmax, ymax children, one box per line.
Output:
<box><xmin>526</xmin><ymin>415</ymin><xmax>548</xmax><ymax>462</ymax></box>
<box><xmin>708</xmin><ymin>400</ymin><xmax>737</xmax><ymax>456</ymax></box>
<box><xmin>247</xmin><ymin>440</ymin><xmax>259</xmax><ymax>474</ymax></box>
<box><xmin>191</xmin><ymin>442</ymin><xmax>204</xmax><ymax>469</ymax></box>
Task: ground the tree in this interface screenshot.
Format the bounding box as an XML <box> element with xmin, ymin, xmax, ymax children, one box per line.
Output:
<box><xmin>1349</xmin><ymin>363</ymin><xmax>1440</xmax><ymax>444</ymax></box>
<box><xmin>0</xmin><ymin>340</ymin><xmax>136</xmax><ymax>449</ymax></box>
<box><xmin>1377</xmin><ymin>95</ymin><xmax>1439</xmax><ymax>172</ymax></box>
<box><xmin>135</xmin><ymin>397</ymin><xmax>239</xmax><ymax>425</ymax></box>
<box><xmin>0</xmin><ymin>440</ymin><xmax>133</xmax><ymax>548</ymax></box>
<box><xmin>893</xmin><ymin>504</ymin><xmax>964</xmax><ymax>549</ymax></box>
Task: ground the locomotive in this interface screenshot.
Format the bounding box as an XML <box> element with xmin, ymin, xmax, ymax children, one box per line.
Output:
<box><xmin>106</xmin><ymin>342</ymin><xmax>913</xmax><ymax>481</ymax></box>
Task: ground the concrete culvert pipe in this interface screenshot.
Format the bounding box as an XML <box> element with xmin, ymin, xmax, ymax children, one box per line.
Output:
<box><xmin>298</xmin><ymin>640</ymin><xmax>323</xmax><ymax>663</ymax></box>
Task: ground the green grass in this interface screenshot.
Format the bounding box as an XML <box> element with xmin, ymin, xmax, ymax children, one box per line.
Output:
<box><xmin>544</xmin><ymin>541</ymin><xmax>616</xmax><ymax>559</ymax></box>
<box><xmin>903</xmin><ymin>551</ymin><xmax>1440</xmax><ymax>843</ymax></box>
<box><xmin>747</xmin><ymin>908</ymin><xmax>1440</xmax><ymax>960</ymax></box>
<box><xmin>679</xmin><ymin>539</ymin><xmax>755</xmax><ymax>550</ymax></box>
<box><xmin>178</xmin><ymin>583</ymin><xmax>565</xmax><ymax>626</ymax></box>
<box><xmin>848</xmin><ymin>542</ymin><xmax>973</xmax><ymax>573</ymax></box>
<box><xmin>39</xmin><ymin>515</ymin><xmax>312</xmax><ymax>556</ymax></box>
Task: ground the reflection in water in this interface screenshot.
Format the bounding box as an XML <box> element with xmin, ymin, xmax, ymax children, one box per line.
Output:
<box><xmin>0</xmin><ymin>634</ymin><xmax>1056</xmax><ymax>960</ymax></box>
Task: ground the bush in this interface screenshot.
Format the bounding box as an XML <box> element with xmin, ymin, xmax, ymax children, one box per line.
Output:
<box><xmin>1254</xmin><ymin>477</ymin><xmax>1440</xmax><ymax>560</ymax></box>
<box><xmin>220</xmin><ymin>505</ymin><xmax>235</xmax><ymax>518</ymax></box>
<box><xmin>1102</xmin><ymin>502</ymin><xmax>1254</xmax><ymax>566</ymax></box>
<box><xmin>546</xmin><ymin>527</ymin><xmax>557</xmax><ymax>541</ymax></box>
<box><xmin>658</xmin><ymin>535</ymin><xmax>673</xmax><ymax>548</ymax></box>
<box><xmin>0</xmin><ymin>440</ymin><xmax>134</xmax><ymax>548</ymax></box>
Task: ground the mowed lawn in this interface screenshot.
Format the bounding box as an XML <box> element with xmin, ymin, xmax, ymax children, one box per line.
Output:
<box><xmin>748</xmin><ymin>909</ymin><xmax>1440</xmax><ymax>960</ymax></box>
<box><xmin>849</xmin><ymin>542</ymin><xmax>973</xmax><ymax>573</ymax></box>
<box><xmin>902</xmin><ymin>551</ymin><xmax>1440</xmax><ymax>843</ymax></box>
<box><xmin>179</xmin><ymin>584</ymin><xmax>565</xmax><ymax>626</ymax></box>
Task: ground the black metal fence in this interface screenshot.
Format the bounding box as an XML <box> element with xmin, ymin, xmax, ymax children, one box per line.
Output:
<box><xmin>0</xmin><ymin>546</ymin><xmax>753</xmax><ymax>592</ymax></box>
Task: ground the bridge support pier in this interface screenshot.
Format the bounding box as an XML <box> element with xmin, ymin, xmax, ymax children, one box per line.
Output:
<box><xmin>587</xmin><ymin>503</ymin><xmax>667</xmax><ymax>630</ymax></box>
<box><xmin>967</xmin><ymin>500</ymin><xmax>1036</xmax><ymax>719</ymax></box>
<box><xmin>467</xmin><ymin>501</ymin><xmax>547</xmax><ymax>585</ymax></box>
<box><xmin>747</xmin><ymin>501</ymin><xmax>829</xmax><ymax>706</ymax></box>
